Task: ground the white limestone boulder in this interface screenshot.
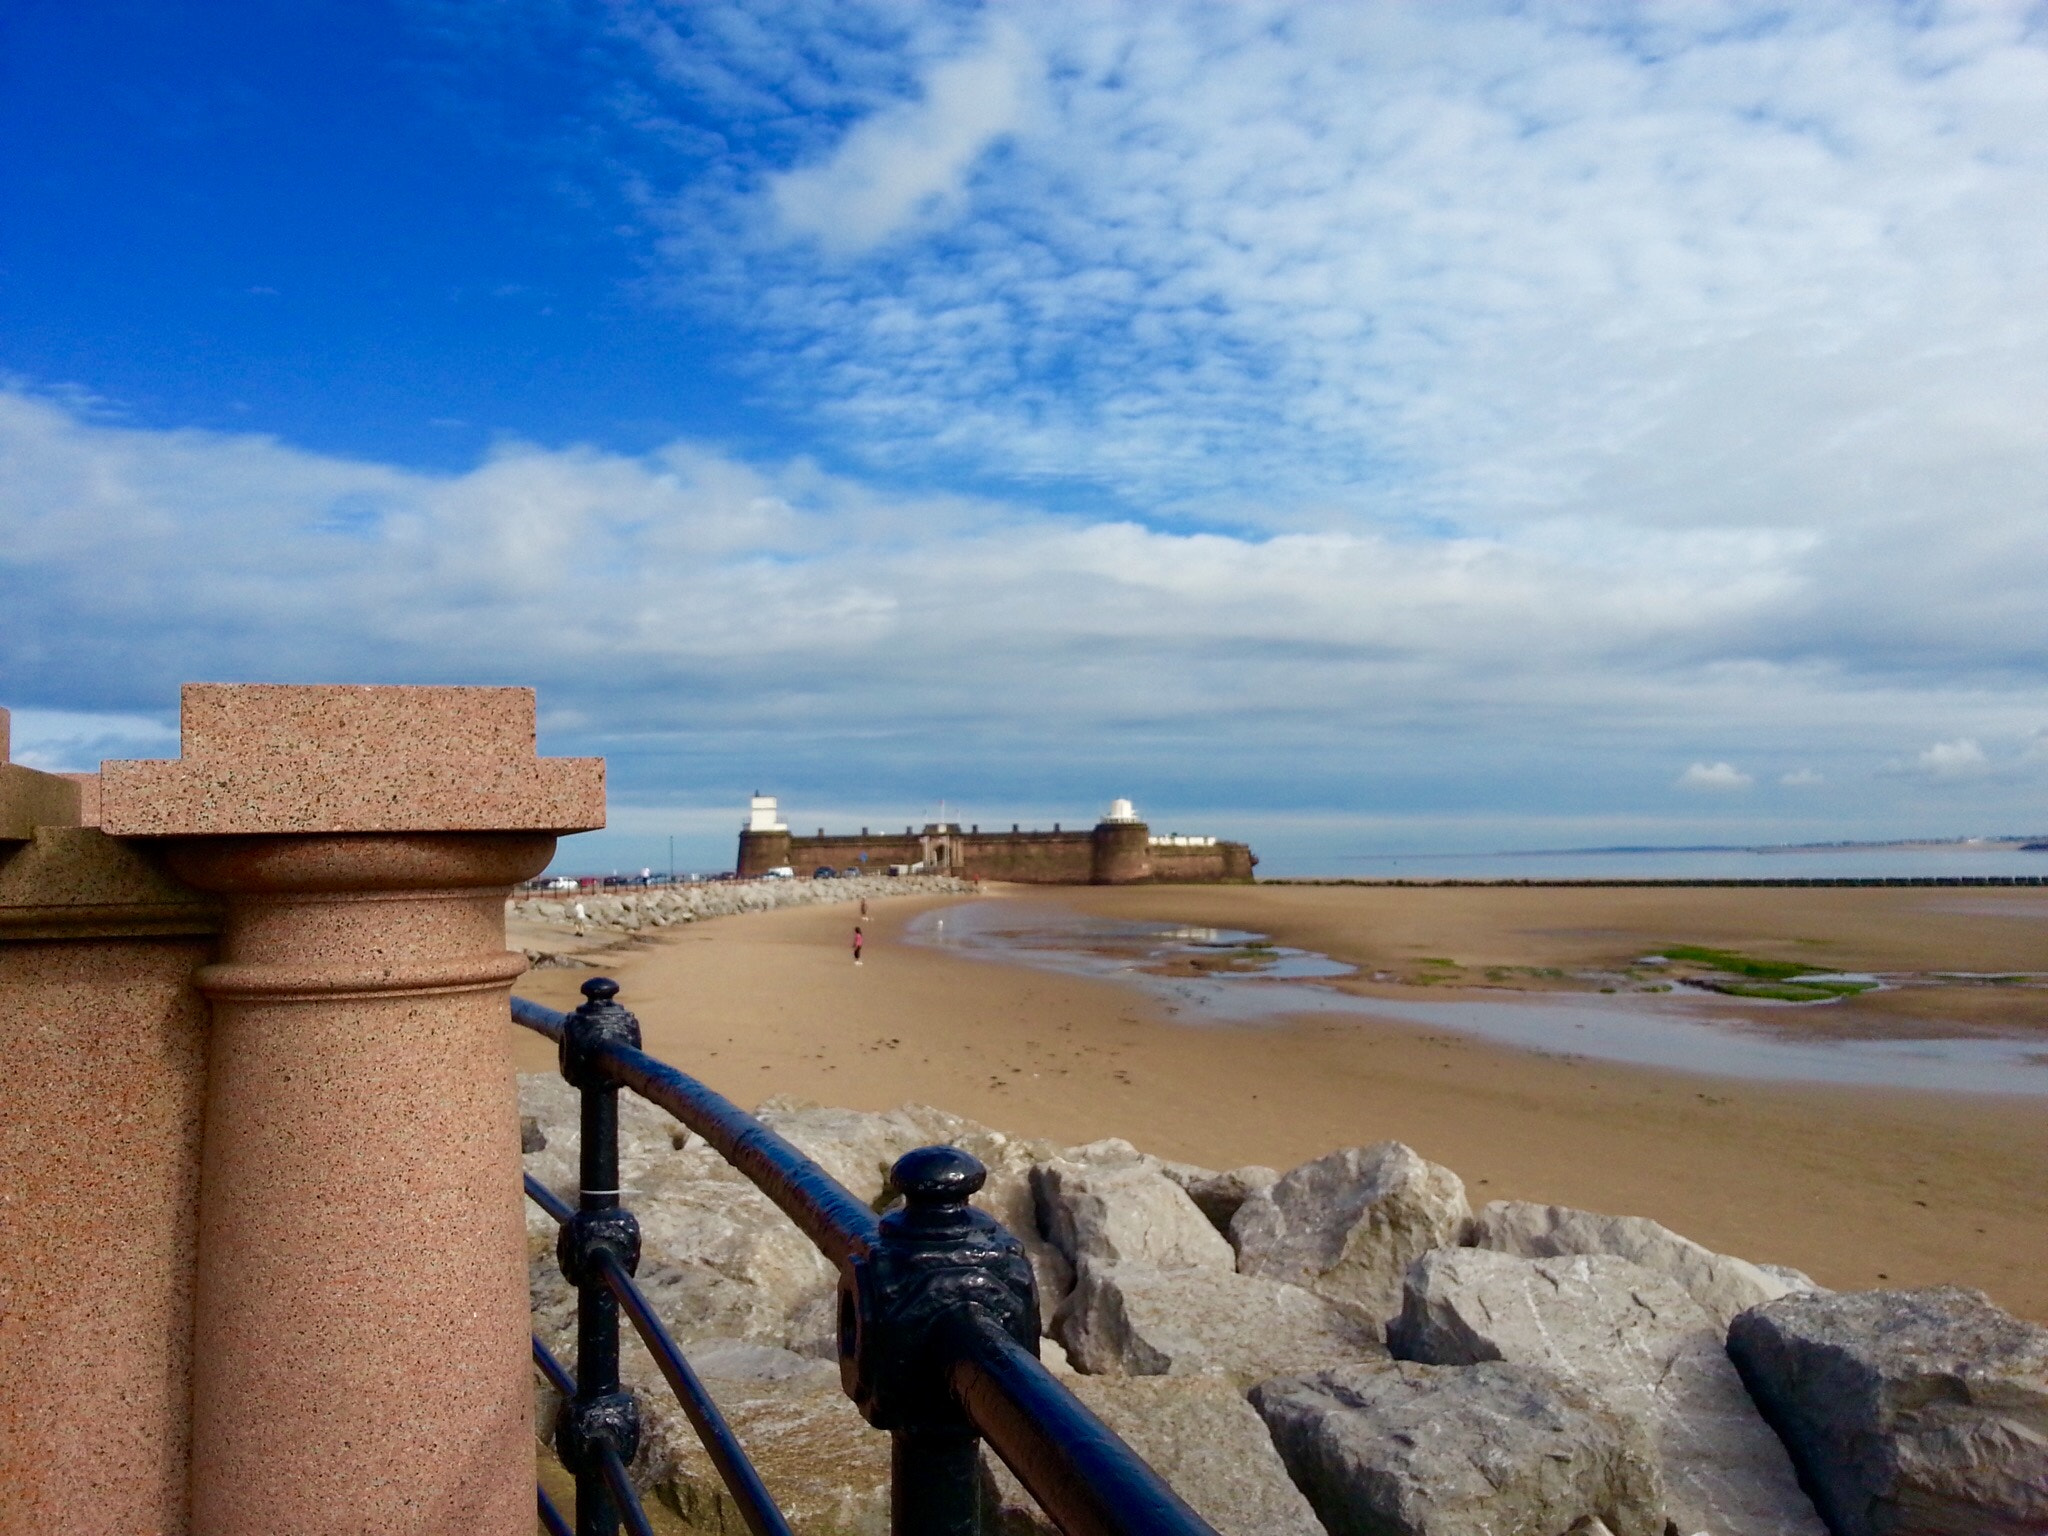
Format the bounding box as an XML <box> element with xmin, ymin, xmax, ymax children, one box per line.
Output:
<box><xmin>1727</xmin><ymin>1285</ymin><xmax>2048</xmax><ymax>1536</ymax></box>
<box><xmin>1054</xmin><ymin>1257</ymin><xmax>1383</xmax><ymax>1385</ymax></box>
<box><xmin>1471</xmin><ymin>1200</ymin><xmax>1822</xmax><ymax>1329</ymax></box>
<box><xmin>629</xmin><ymin>1155</ymin><xmax>840</xmax><ymax>1327</ymax></box>
<box><xmin>1250</xmin><ymin>1359</ymin><xmax>1668</xmax><ymax>1536</ymax></box>
<box><xmin>758</xmin><ymin>1097</ymin><xmax>1074</xmax><ymax>1312</ymax></box>
<box><xmin>1390</xmin><ymin>1248</ymin><xmax>1825</xmax><ymax>1536</ymax></box>
<box><xmin>522</xmin><ymin>1075</ymin><xmax>838</xmax><ymax>1347</ymax></box>
<box><xmin>1033</xmin><ymin>1151</ymin><xmax>1236</xmax><ymax>1272</ymax></box>
<box><xmin>1230</xmin><ymin>1142</ymin><xmax>1471</xmax><ymax>1324</ymax></box>
<box><xmin>987</xmin><ymin>1373</ymin><xmax>1324</xmax><ymax>1536</ymax></box>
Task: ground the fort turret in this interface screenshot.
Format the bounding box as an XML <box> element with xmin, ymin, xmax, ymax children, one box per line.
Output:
<box><xmin>1090</xmin><ymin>796</ymin><xmax>1152</xmax><ymax>884</ymax></box>
<box><xmin>735</xmin><ymin>792</ymin><xmax>792</xmax><ymax>877</ymax></box>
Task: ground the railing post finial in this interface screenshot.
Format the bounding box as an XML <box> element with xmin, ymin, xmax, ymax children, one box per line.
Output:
<box><xmin>841</xmin><ymin>1146</ymin><xmax>1041</xmax><ymax>1536</ymax></box>
<box><xmin>560</xmin><ymin>976</ymin><xmax>639</xmax><ymax>1089</ymax></box>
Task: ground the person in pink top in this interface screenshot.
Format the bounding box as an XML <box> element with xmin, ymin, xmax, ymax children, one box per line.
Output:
<box><xmin>852</xmin><ymin>925</ymin><xmax>864</xmax><ymax>966</ymax></box>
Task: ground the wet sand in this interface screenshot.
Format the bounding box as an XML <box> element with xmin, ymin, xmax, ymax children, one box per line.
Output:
<box><xmin>510</xmin><ymin>883</ymin><xmax>2048</xmax><ymax>1321</ymax></box>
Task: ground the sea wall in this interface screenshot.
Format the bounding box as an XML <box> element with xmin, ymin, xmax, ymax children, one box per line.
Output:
<box><xmin>960</xmin><ymin>831</ymin><xmax>1098</xmax><ymax>883</ymax></box>
<box><xmin>1150</xmin><ymin>840</ymin><xmax>1257</xmax><ymax>882</ymax></box>
<box><xmin>509</xmin><ymin>873</ymin><xmax>974</xmax><ymax>948</ymax></box>
<box><xmin>779</xmin><ymin>832</ymin><xmax>928</xmax><ymax>876</ymax></box>
<box><xmin>743</xmin><ymin>827</ymin><xmax>1257</xmax><ymax>884</ymax></box>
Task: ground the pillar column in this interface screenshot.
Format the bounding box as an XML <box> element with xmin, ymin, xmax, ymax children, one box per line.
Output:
<box><xmin>101</xmin><ymin>685</ymin><xmax>603</xmax><ymax>1536</ymax></box>
<box><xmin>0</xmin><ymin>710</ymin><xmax>220</xmax><ymax>1536</ymax></box>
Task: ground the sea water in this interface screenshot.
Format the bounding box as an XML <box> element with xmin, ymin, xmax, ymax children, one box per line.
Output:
<box><xmin>904</xmin><ymin>901</ymin><xmax>2048</xmax><ymax>1097</ymax></box>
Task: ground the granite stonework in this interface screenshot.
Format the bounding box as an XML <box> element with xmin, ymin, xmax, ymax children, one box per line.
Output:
<box><xmin>100</xmin><ymin>683</ymin><xmax>604</xmax><ymax>836</ymax></box>
<box><xmin>174</xmin><ymin>835</ymin><xmax>549</xmax><ymax>1536</ymax></box>
<box><xmin>1</xmin><ymin>687</ymin><xmax>605</xmax><ymax>1536</ymax></box>
<box><xmin>1</xmin><ymin>714</ymin><xmax>221</xmax><ymax>1536</ymax></box>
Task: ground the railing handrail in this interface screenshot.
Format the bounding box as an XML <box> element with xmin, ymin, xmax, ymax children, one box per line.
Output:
<box><xmin>950</xmin><ymin>1314</ymin><xmax>1212</xmax><ymax>1536</ymax></box>
<box><xmin>516</xmin><ymin>996</ymin><xmax>880</xmax><ymax>1268</ymax></box>
<box><xmin>515</xmin><ymin>984</ymin><xmax>1223</xmax><ymax>1536</ymax></box>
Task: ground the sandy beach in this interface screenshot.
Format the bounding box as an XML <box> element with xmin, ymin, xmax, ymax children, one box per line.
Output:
<box><xmin>510</xmin><ymin>882</ymin><xmax>2048</xmax><ymax>1322</ymax></box>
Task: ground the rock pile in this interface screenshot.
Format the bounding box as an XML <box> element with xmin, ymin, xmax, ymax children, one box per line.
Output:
<box><xmin>521</xmin><ymin>1078</ymin><xmax>2048</xmax><ymax>1536</ymax></box>
<box><xmin>508</xmin><ymin>874</ymin><xmax>974</xmax><ymax>962</ymax></box>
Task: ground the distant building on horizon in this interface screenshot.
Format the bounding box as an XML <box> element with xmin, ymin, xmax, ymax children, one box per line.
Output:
<box><xmin>736</xmin><ymin>794</ymin><xmax>1255</xmax><ymax>884</ymax></box>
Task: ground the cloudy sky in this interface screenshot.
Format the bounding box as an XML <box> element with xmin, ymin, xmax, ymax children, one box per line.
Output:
<box><xmin>4</xmin><ymin>1</ymin><xmax>2046</xmax><ymax>872</ymax></box>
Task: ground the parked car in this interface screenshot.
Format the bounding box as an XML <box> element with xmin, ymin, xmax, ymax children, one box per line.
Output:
<box><xmin>763</xmin><ymin>866</ymin><xmax>796</xmax><ymax>880</ymax></box>
<box><xmin>812</xmin><ymin>866</ymin><xmax>838</xmax><ymax>879</ymax></box>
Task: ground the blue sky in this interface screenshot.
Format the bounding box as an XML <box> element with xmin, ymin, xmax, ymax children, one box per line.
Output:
<box><xmin>4</xmin><ymin>1</ymin><xmax>2047</xmax><ymax>874</ymax></box>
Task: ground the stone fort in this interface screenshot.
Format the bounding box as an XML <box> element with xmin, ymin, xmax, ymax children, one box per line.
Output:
<box><xmin>735</xmin><ymin>795</ymin><xmax>1256</xmax><ymax>884</ymax></box>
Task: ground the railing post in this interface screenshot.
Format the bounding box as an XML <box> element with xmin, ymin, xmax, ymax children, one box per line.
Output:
<box><xmin>891</xmin><ymin>1427</ymin><xmax>983</xmax><ymax>1536</ymax></box>
<box><xmin>839</xmin><ymin>1146</ymin><xmax>1042</xmax><ymax>1536</ymax></box>
<box><xmin>555</xmin><ymin>978</ymin><xmax>645</xmax><ymax>1536</ymax></box>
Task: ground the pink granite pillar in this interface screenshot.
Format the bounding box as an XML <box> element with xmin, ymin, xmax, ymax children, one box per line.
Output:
<box><xmin>100</xmin><ymin>685</ymin><xmax>603</xmax><ymax>1536</ymax></box>
<box><xmin>0</xmin><ymin>710</ymin><xmax>219</xmax><ymax>1536</ymax></box>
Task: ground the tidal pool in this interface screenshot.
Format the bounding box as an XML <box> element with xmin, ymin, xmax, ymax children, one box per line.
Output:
<box><xmin>905</xmin><ymin>900</ymin><xmax>2048</xmax><ymax>1097</ymax></box>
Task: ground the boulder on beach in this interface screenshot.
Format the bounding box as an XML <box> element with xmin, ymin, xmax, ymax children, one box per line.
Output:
<box><xmin>521</xmin><ymin>1071</ymin><xmax>2023</xmax><ymax>1536</ymax></box>
<box><xmin>1727</xmin><ymin>1285</ymin><xmax>2048</xmax><ymax>1536</ymax></box>
<box><xmin>755</xmin><ymin>1096</ymin><xmax>1074</xmax><ymax>1311</ymax></box>
<box><xmin>988</xmin><ymin>1372</ymin><xmax>1324</xmax><ymax>1536</ymax></box>
<box><xmin>1054</xmin><ymin>1256</ymin><xmax>1384</xmax><ymax>1385</ymax></box>
<box><xmin>523</xmin><ymin>1076</ymin><xmax>840</xmax><ymax>1351</ymax></box>
<box><xmin>1250</xmin><ymin>1359</ymin><xmax>1667</xmax><ymax>1536</ymax></box>
<box><xmin>1391</xmin><ymin>1247</ymin><xmax>1825</xmax><ymax>1536</ymax></box>
<box><xmin>1033</xmin><ymin>1146</ymin><xmax>1236</xmax><ymax>1272</ymax></box>
<box><xmin>1230</xmin><ymin>1141</ymin><xmax>1471</xmax><ymax>1324</ymax></box>
<box><xmin>1470</xmin><ymin>1199</ymin><xmax>1822</xmax><ymax>1328</ymax></box>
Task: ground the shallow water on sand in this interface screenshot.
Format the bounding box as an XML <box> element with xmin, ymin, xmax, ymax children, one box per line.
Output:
<box><xmin>905</xmin><ymin>901</ymin><xmax>2048</xmax><ymax>1097</ymax></box>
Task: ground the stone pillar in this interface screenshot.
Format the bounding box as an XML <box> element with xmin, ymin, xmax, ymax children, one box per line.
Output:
<box><xmin>0</xmin><ymin>710</ymin><xmax>220</xmax><ymax>1536</ymax></box>
<box><xmin>100</xmin><ymin>685</ymin><xmax>604</xmax><ymax>1536</ymax></box>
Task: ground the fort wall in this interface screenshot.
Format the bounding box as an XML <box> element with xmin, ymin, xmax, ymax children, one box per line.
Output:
<box><xmin>1149</xmin><ymin>840</ymin><xmax>1256</xmax><ymax>882</ymax></box>
<box><xmin>962</xmin><ymin>831</ymin><xmax>1098</xmax><ymax>883</ymax></box>
<box><xmin>735</xmin><ymin>801</ymin><xmax>1255</xmax><ymax>884</ymax></box>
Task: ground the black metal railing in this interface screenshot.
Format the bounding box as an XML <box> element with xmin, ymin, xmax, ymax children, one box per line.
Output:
<box><xmin>515</xmin><ymin>978</ymin><xmax>1220</xmax><ymax>1536</ymax></box>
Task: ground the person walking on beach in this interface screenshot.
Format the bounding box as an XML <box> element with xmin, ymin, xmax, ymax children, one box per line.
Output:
<box><xmin>852</xmin><ymin>925</ymin><xmax>864</xmax><ymax>966</ymax></box>
<box><xmin>860</xmin><ymin>895</ymin><xmax>868</xmax><ymax>918</ymax></box>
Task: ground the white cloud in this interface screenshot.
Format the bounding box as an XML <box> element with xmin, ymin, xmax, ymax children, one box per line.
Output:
<box><xmin>614</xmin><ymin>1</ymin><xmax>2048</xmax><ymax>545</ymax></box>
<box><xmin>1780</xmin><ymin>768</ymin><xmax>1824</xmax><ymax>788</ymax></box>
<box><xmin>1678</xmin><ymin>762</ymin><xmax>1754</xmax><ymax>792</ymax></box>
<box><xmin>1916</xmin><ymin>738</ymin><xmax>1990</xmax><ymax>778</ymax></box>
<box><xmin>9</xmin><ymin>383</ymin><xmax>2048</xmax><ymax>834</ymax></box>
<box><xmin>766</xmin><ymin>24</ymin><xmax>1038</xmax><ymax>253</ymax></box>
<box><xmin>14</xmin><ymin>4</ymin><xmax>2048</xmax><ymax>839</ymax></box>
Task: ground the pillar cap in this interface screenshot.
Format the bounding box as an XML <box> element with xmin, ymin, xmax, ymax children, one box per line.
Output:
<box><xmin>99</xmin><ymin>684</ymin><xmax>605</xmax><ymax>837</ymax></box>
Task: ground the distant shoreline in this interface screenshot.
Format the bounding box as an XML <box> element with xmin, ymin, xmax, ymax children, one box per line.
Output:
<box><xmin>1496</xmin><ymin>837</ymin><xmax>2047</xmax><ymax>854</ymax></box>
<box><xmin>1267</xmin><ymin>874</ymin><xmax>2048</xmax><ymax>888</ymax></box>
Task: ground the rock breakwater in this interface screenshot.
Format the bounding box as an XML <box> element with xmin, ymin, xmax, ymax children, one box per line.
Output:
<box><xmin>509</xmin><ymin>874</ymin><xmax>975</xmax><ymax>965</ymax></box>
<box><xmin>520</xmin><ymin>1078</ymin><xmax>2047</xmax><ymax>1536</ymax></box>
